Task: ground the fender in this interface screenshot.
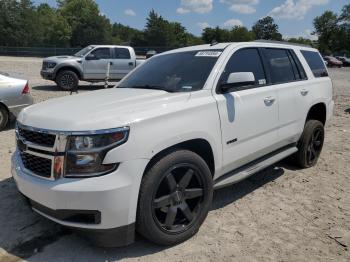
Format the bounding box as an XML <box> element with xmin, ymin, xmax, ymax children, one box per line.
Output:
<box><xmin>53</xmin><ymin>62</ymin><xmax>84</xmax><ymax>79</ymax></box>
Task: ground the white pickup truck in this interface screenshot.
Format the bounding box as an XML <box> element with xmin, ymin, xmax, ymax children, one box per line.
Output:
<box><xmin>40</xmin><ymin>45</ymin><xmax>145</xmax><ymax>90</ymax></box>
<box><xmin>13</xmin><ymin>41</ymin><xmax>333</xmax><ymax>247</ymax></box>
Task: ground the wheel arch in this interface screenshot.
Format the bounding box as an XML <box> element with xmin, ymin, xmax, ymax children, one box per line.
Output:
<box><xmin>0</xmin><ymin>102</ymin><xmax>10</xmax><ymax>126</ymax></box>
<box><xmin>306</xmin><ymin>102</ymin><xmax>327</xmax><ymax>125</ymax></box>
<box><xmin>54</xmin><ymin>66</ymin><xmax>82</xmax><ymax>80</ymax></box>
<box><xmin>143</xmin><ymin>138</ymin><xmax>216</xmax><ymax>178</ymax></box>
<box><xmin>0</xmin><ymin>102</ymin><xmax>10</xmax><ymax>115</ymax></box>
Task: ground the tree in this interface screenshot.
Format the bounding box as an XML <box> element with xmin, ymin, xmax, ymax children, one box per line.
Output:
<box><xmin>144</xmin><ymin>10</ymin><xmax>169</xmax><ymax>46</ymax></box>
<box><xmin>339</xmin><ymin>4</ymin><xmax>350</xmax><ymax>24</ymax></box>
<box><xmin>0</xmin><ymin>0</ymin><xmax>39</xmax><ymax>46</ymax></box>
<box><xmin>201</xmin><ymin>26</ymin><xmax>255</xmax><ymax>43</ymax></box>
<box><xmin>338</xmin><ymin>4</ymin><xmax>350</xmax><ymax>55</ymax></box>
<box><xmin>286</xmin><ymin>37</ymin><xmax>314</xmax><ymax>46</ymax></box>
<box><xmin>202</xmin><ymin>27</ymin><xmax>229</xmax><ymax>43</ymax></box>
<box><xmin>252</xmin><ymin>16</ymin><xmax>282</xmax><ymax>40</ymax></box>
<box><xmin>143</xmin><ymin>10</ymin><xmax>191</xmax><ymax>47</ymax></box>
<box><xmin>186</xmin><ymin>33</ymin><xmax>204</xmax><ymax>46</ymax></box>
<box><xmin>229</xmin><ymin>26</ymin><xmax>255</xmax><ymax>42</ymax></box>
<box><xmin>313</xmin><ymin>11</ymin><xmax>340</xmax><ymax>54</ymax></box>
<box><xmin>36</xmin><ymin>4</ymin><xmax>71</xmax><ymax>47</ymax></box>
<box><xmin>111</xmin><ymin>23</ymin><xmax>143</xmax><ymax>45</ymax></box>
<box><xmin>58</xmin><ymin>0</ymin><xmax>112</xmax><ymax>47</ymax></box>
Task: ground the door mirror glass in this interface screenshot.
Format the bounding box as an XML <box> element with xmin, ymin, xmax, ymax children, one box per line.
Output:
<box><xmin>220</xmin><ymin>72</ymin><xmax>255</xmax><ymax>93</ymax></box>
<box><xmin>85</xmin><ymin>53</ymin><xmax>99</xmax><ymax>60</ymax></box>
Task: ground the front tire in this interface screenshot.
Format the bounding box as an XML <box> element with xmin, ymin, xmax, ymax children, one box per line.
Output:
<box><xmin>0</xmin><ymin>106</ymin><xmax>9</xmax><ymax>131</ymax></box>
<box><xmin>55</xmin><ymin>70</ymin><xmax>79</xmax><ymax>91</ymax></box>
<box><xmin>137</xmin><ymin>150</ymin><xmax>213</xmax><ymax>246</ymax></box>
<box><xmin>293</xmin><ymin>120</ymin><xmax>325</xmax><ymax>168</ymax></box>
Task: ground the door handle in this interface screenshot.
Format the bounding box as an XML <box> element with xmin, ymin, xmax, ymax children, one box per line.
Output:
<box><xmin>264</xmin><ymin>96</ymin><xmax>276</xmax><ymax>105</ymax></box>
<box><xmin>129</xmin><ymin>62</ymin><xmax>134</xmax><ymax>66</ymax></box>
<box><xmin>109</xmin><ymin>61</ymin><xmax>114</xmax><ymax>66</ymax></box>
<box><xmin>300</xmin><ymin>89</ymin><xmax>309</xmax><ymax>96</ymax></box>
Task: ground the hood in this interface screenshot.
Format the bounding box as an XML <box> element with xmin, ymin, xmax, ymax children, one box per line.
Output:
<box><xmin>44</xmin><ymin>56</ymin><xmax>81</xmax><ymax>63</ymax></box>
<box><xmin>18</xmin><ymin>88</ymin><xmax>191</xmax><ymax>131</ymax></box>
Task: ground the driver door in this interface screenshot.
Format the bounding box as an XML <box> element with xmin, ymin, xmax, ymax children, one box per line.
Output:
<box><xmin>213</xmin><ymin>47</ymin><xmax>279</xmax><ymax>174</ymax></box>
<box><xmin>83</xmin><ymin>47</ymin><xmax>113</xmax><ymax>80</ymax></box>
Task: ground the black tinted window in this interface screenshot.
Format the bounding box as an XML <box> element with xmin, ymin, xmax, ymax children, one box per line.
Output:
<box><xmin>290</xmin><ymin>51</ymin><xmax>307</xmax><ymax>80</ymax></box>
<box><xmin>114</xmin><ymin>48</ymin><xmax>131</xmax><ymax>59</ymax></box>
<box><xmin>118</xmin><ymin>50</ymin><xmax>221</xmax><ymax>92</ymax></box>
<box><xmin>220</xmin><ymin>48</ymin><xmax>266</xmax><ymax>88</ymax></box>
<box><xmin>301</xmin><ymin>50</ymin><xmax>328</xmax><ymax>78</ymax></box>
<box><xmin>91</xmin><ymin>48</ymin><xmax>111</xmax><ymax>59</ymax></box>
<box><xmin>264</xmin><ymin>49</ymin><xmax>296</xmax><ymax>84</ymax></box>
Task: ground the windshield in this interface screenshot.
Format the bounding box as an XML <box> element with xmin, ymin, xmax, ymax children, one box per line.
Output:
<box><xmin>118</xmin><ymin>50</ymin><xmax>222</xmax><ymax>92</ymax></box>
<box><xmin>74</xmin><ymin>46</ymin><xmax>94</xmax><ymax>57</ymax></box>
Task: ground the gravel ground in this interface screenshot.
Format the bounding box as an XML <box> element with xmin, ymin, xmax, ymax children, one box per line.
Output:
<box><xmin>0</xmin><ymin>56</ymin><xmax>349</xmax><ymax>262</ymax></box>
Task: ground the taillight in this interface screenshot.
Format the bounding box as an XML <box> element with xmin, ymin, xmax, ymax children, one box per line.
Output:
<box><xmin>22</xmin><ymin>82</ymin><xmax>30</xmax><ymax>94</ymax></box>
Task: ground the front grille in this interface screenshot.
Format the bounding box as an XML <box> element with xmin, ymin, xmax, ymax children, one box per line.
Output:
<box><xmin>42</xmin><ymin>61</ymin><xmax>48</xmax><ymax>70</ymax></box>
<box><xmin>18</xmin><ymin>127</ymin><xmax>56</xmax><ymax>147</ymax></box>
<box><xmin>20</xmin><ymin>152</ymin><xmax>52</xmax><ymax>178</ymax></box>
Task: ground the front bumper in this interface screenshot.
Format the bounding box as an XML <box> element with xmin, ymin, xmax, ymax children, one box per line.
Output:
<box><xmin>12</xmin><ymin>151</ymin><xmax>149</xmax><ymax>246</ymax></box>
<box><xmin>40</xmin><ymin>70</ymin><xmax>55</xmax><ymax>80</ymax></box>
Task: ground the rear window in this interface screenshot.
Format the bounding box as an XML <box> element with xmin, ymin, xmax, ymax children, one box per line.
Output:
<box><xmin>301</xmin><ymin>50</ymin><xmax>328</xmax><ymax>78</ymax></box>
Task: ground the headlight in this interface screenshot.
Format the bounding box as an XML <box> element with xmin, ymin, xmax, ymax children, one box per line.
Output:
<box><xmin>47</xmin><ymin>62</ymin><xmax>57</xmax><ymax>69</ymax></box>
<box><xmin>64</xmin><ymin>127</ymin><xmax>129</xmax><ymax>178</ymax></box>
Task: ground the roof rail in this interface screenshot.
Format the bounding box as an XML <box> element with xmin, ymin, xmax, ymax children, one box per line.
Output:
<box><xmin>253</xmin><ymin>40</ymin><xmax>312</xmax><ymax>48</ymax></box>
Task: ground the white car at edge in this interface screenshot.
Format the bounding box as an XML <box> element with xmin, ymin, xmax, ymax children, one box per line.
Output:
<box><xmin>12</xmin><ymin>41</ymin><xmax>334</xmax><ymax>246</ymax></box>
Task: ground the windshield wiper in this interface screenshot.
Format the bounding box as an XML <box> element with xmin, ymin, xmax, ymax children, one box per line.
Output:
<box><xmin>118</xmin><ymin>85</ymin><xmax>171</xmax><ymax>92</ymax></box>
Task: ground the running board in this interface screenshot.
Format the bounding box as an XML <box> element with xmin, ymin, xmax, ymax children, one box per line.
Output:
<box><xmin>214</xmin><ymin>146</ymin><xmax>298</xmax><ymax>189</ymax></box>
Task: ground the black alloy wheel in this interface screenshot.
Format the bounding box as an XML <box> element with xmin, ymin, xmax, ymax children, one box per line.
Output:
<box><xmin>292</xmin><ymin>120</ymin><xmax>325</xmax><ymax>168</ymax></box>
<box><xmin>305</xmin><ymin>125</ymin><xmax>324</xmax><ymax>166</ymax></box>
<box><xmin>137</xmin><ymin>150</ymin><xmax>213</xmax><ymax>246</ymax></box>
<box><xmin>56</xmin><ymin>70</ymin><xmax>79</xmax><ymax>91</ymax></box>
<box><xmin>152</xmin><ymin>164</ymin><xmax>204</xmax><ymax>233</ymax></box>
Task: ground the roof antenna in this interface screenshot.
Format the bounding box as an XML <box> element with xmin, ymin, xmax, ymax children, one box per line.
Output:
<box><xmin>210</xmin><ymin>40</ymin><xmax>218</xmax><ymax>46</ymax></box>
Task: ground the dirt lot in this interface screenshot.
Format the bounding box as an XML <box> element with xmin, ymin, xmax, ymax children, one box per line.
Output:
<box><xmin>0</xmin><ymin>56</ymin><xmax>349</xmax><ymax>262</ymax></box>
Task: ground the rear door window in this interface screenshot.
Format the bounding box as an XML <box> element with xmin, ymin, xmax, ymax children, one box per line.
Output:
<box><xmin>301</xmin><ymin>50</ymin><xmax>328</xmax><ymax>78</ymax></box>
<box><xmin>264</xmin><ymin>48</ymin><xmax>296</xmax><ymax>84</ymax></box>
<box><xmin>114</xmin><ymin>48</ymin><xmax>131</xmax><ymax>59</ymax></box>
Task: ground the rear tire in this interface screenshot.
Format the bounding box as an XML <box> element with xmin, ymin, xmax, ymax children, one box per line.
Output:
<box><xmin>55</xmin><ymin>70</ymin><xmax>79</xmax><ymax>91</ymax></box>
<box><xmin>293</xmin><ymin>120</ymin><xmax>325</xmax><ymax>168</ymax></box>
<box><xmin>137</xmin><ymin>150</ymin><xmax>213</xmax><ymax>246</ymax></box>
<box><xmin>0</xmin><ymin>106</ymin><xmax>9</xmax><ymax>131</ymax></box>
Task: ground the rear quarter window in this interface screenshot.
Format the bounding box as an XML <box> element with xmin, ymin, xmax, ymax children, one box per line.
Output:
<box><xmin>301</xmin><ymin>50</ymin><xmax>328</xmax><ymax>78</ymax></box>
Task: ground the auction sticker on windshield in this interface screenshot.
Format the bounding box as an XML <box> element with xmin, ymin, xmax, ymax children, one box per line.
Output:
<box><xmin>195</xmin><ymin>51</ymin><xmax>222</xmax><ymax>57</ymax></box>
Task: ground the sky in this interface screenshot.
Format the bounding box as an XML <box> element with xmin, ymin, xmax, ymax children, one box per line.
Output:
<box><xmin>33</xmin><ymin>0</ymin><xmax>349</xmax><ymax>39</ymax></box>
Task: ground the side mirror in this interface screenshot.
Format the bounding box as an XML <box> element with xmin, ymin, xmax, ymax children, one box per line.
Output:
<box><xmin>220</xmin><ymin>72</ymin><xmax>255</xmax><ymax>93</ymax></box>
<box><xmin>85</xmin><ymin>54</ymin><xmax>99</xmax><ymax>60</ymax></box>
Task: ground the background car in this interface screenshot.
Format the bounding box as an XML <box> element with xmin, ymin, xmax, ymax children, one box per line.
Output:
<box><xmin>323</xmin><ymin>58</ymin><xmax>328</xmax><ymax>66</ymax></box>
<box><xmin>0</xmin><ymin>74</ymin><xmax>33</xmax><ymax>130</ymax></box>
<box><xmin>336</xmin><ymin>56</ymin><xmax>350</xmax><ymax>67</ymax></box>
<box><xmin>323</xmin><ymin>56</ymin><xmax>343</xmax><ymax>68</ymax></box>
<box><xmin>146</xmin><ymin>50</ymin><xmax>157</xmax><ymax>59</ymax></box>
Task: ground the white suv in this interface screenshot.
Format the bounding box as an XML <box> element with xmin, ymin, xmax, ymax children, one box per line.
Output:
<box><xmin>12</xmin><ymin>41</ymin><xmax>334</xmax><ymax>247</ymax></box>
